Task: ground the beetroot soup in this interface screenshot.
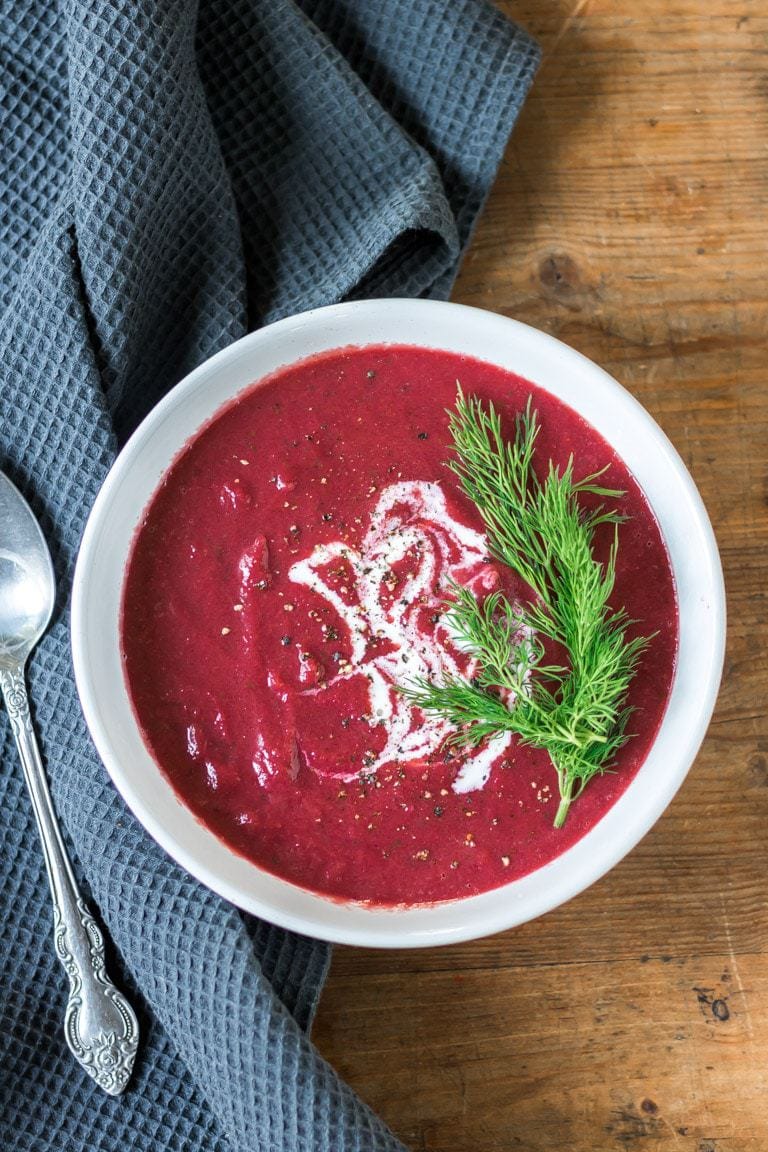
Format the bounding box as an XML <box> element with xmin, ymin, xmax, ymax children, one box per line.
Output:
<box><xmin>121</xmin><ymin>346</ymin><xmax>678</xmax><ymax>905</ymax></box>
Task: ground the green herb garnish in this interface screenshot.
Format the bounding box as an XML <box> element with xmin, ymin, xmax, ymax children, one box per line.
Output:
<box><xmin>401</xmin><ymin>388</ymin><xmax>652</xmax><ymax>828</ymax></box>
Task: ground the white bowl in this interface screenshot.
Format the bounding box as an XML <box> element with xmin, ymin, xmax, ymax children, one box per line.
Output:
<box><xmin>71</xmin><ymin>300</ymin><xmax>725</xmax><ymax>947</ymax></box>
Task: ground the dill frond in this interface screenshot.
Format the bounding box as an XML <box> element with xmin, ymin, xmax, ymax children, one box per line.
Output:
<box><xmin>401</xmin><ymin>388</ymin><xmax>653</xmax><ymax>828</ymax></box>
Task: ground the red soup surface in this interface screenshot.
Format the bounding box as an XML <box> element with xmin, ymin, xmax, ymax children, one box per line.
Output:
<box><xmin>121</xmin><ymin>346</ymin><xmax>678</xmax><ymax>905</ymax></box>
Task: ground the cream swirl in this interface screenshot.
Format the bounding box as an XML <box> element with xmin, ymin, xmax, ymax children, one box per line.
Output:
<box><xmin>289</xmin><ymin>481</ymin><xmax>517</xmax><ymax>792</ymax></box>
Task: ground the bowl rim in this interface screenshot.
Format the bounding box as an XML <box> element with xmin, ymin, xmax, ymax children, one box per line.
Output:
<box><xmin>71</xmin><ymin>299</ymin><xmax>726</xmax><ymax>948</ymax></box>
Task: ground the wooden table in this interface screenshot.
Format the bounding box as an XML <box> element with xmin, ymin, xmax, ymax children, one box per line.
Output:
<box><xmin>314</xmin><ymin>3</ymin><xmax>768</xmax><ymax>1148</ymax></box>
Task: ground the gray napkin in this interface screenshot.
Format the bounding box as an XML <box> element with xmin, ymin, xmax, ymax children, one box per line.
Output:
<box><xmin>0</xmin><ymin>1</ymin><xmax>539</xmax><ymax>1148</ymax></box>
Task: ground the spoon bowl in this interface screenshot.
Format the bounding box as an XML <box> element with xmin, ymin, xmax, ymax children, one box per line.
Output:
<box><xmin>0</xmin><ymin>475</ymin><xmax>54</xmax><ymax>661</ymax></box>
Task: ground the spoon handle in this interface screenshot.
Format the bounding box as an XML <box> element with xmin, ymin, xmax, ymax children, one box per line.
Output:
<box><xmin>0</xmin><ymin>662</ymin><xmax>139</xmax><ymax>1095</ymax></box>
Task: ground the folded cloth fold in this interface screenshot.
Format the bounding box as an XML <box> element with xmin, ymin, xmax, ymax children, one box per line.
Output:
<box><xmin>0</xmin><ymin>1</ymin><xmax>538</xmax><ymax>1148</ymax></box>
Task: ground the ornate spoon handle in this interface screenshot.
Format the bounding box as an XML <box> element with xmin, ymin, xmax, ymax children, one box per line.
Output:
<box><xmin>0</xmin><ymin>662</ymin><xmax>139</xmax><ymax>1095</ymax></box>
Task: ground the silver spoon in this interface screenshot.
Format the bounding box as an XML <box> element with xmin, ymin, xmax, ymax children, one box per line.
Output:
<box><xmin>0</xmin><ymin>471</ymin><xmax>139</xmax><ymax>1095</ymax></box>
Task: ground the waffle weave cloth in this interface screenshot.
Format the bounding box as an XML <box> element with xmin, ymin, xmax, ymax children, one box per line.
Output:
<box><xmin>0</xmin><ymin>2</ymin><xmax>539</xmax><ymax>1148</ymax></box>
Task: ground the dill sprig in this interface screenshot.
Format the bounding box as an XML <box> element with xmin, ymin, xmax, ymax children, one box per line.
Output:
<box><xmin>401</xmin><ymin>388</ymin><xmax>652</xmax><ymax>827</ymax></box>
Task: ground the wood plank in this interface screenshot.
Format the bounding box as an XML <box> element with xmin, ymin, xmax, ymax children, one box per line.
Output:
<box><xmin>315</xmin><ymin>953</ymin><xmax>768</xmax><ymax>1151</ymax></box>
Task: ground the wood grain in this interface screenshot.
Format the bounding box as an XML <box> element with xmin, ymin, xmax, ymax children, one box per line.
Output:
<box><xmin>314</xmin><ymin>3</ymin><xmax>768</xmax><ymax>1148</ymax></box>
